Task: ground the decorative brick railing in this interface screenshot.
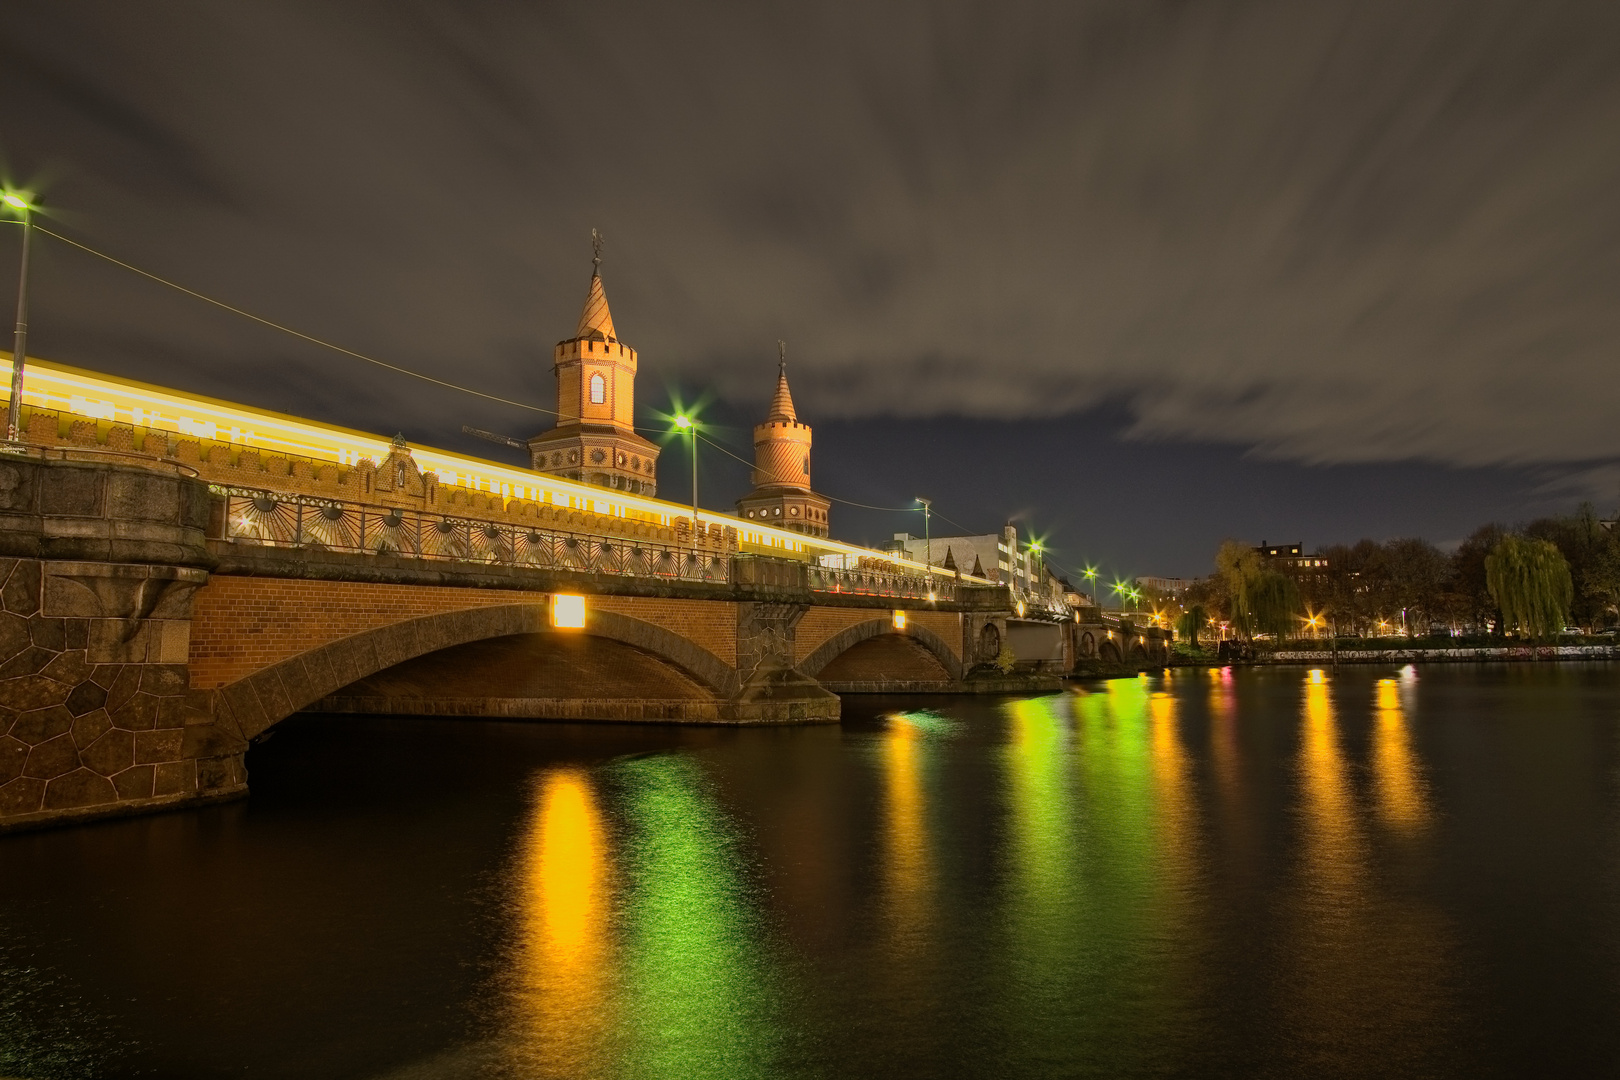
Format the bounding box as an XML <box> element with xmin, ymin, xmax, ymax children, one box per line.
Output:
<box><xmin>210</xmin><ymin>486</ymin><xmax>731</xmax><ymax>584</ymax></box>
<box><xmin>806</xmin><ymin>563</ymin><xmax>955</xmax><ymax>602</ymax></box>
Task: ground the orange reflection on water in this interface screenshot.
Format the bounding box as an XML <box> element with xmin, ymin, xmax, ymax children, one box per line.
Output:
<box><xmin>1373</xmin><ymin>677</ymin><xmax>1431</xmax><ymax>831</ymax></box>
<box><xmin>1150</xmin><ymin>691</ymin><xmax>1197</xmax><ymax>881</ymax></box>
<box><xmin>882</xmin><ymin>714</ymin><xmax>932</xmax><ymax>950</ymax></box>
<box><xmin>512</xmin><ymin>769</ymin><xmax>613</xmax><ymax>1075</ymax></box>
<box><xmin>1207</xmin><ymin>667</ymin><xmax>1240</xmax><ymax>797</ymax></box>
<box><xmin>1300</xmin><ymin>669</ymin><xmax>1364</xmax><ymax>905</ymax></box>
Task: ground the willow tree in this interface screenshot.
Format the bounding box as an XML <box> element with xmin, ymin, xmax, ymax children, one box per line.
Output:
<box><xmin>1485</xmin><ymin>535</ymin><xmax>1573</xmax><ymax>639</ymax></box>
<box><xmin>1248</xmin><ymin>571</ymin><xmax>1303</xmax><ymax>639</ymax></box>
<box><xmin>1214</xmin><ymin>540</ymin><xmax>1263</xmax><ymax>637</ymax></box>
<box><xmin>1213</xmin><ymin>540</ymin><xmax>1302</xmax><ymax>639</ymax></box>
<box><xmin>1176</xmin><ymin>604</ymin><xmax>1208</xmax><ymax>648</ymax></box>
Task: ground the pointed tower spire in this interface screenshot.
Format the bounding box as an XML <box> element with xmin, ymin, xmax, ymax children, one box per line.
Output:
<box><xmin>971</xmin><ymin>553</ymin><xmax>985</xmax><ymax>578</ymax></box>
<box><xmin>768</xmin><ymin>339</ymin><xmax>797</xmax><ymax>422</ymax></box>
<box><xmin>576</xmin><ymin>228</ymin><xmax>616</xmax><ymax>338</ymax></box>
<box><xmin>942</xmin><ymin>546</ymin><xmax>957</xmax><ymax>572</ymax></box>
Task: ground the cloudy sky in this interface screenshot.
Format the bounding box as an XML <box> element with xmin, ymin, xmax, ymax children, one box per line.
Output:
<box><xmin>2</xmin><ymin>1</ymin><xmax>1616</xmax><ymax>575</ymax></box>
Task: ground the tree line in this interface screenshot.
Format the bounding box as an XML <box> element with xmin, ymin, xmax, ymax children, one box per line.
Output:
<box><xmin>1167</xmin><ymin>504</ymin><xmax>1619</xmax><ymax>642</ymax></box>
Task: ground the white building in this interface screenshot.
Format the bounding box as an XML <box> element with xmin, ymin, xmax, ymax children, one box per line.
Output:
<box><xmin>883</xmin><ymin>522</ymin><xmax>1066</xmax><ymax>600</ymax></box>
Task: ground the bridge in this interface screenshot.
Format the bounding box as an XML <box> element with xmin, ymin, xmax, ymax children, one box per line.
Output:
<box><xmin>0</xmin><ymin>357</ymin><xmax>1168</xmax><ymax>831</ymax></box>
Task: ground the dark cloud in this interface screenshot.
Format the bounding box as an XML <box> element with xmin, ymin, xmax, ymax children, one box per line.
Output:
<box><xmin>1</xmin><ymin>0</ymin><xmax>1616</xmax><ymax>571</ymax></box>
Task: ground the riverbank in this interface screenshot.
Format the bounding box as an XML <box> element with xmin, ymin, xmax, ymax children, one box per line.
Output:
<box><xmin>1174</xmin><ymin>643</ymin><xmax>1620</xmax><ymax>666</ymax></box>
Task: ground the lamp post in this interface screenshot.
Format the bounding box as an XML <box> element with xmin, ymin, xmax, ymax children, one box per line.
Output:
<box><xmin>3</xmin><ymin>192</ymin><xmax>33</xmax><ymax>444</ymax></box>
<box><xmin>674</xmin><ymin>414</ymin><xmax>697</xmax><ymax>545</ymax></box>
<box><xmin>1028</xmin><ymin>540</ymin><xmax>1043</xmax><ymax>605</ymax></box>
<box><xmin>915</xmin><ymin>496</ymin><xmax>932</xmax><ymax>572</ymax></box>
<box><xmin>1083</xmin><ymin>565</ymin><xmax>1097</xmax><ymax>607</ymax></box>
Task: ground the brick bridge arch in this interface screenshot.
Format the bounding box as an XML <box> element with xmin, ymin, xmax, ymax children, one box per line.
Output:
<box><xmin>212</xmin><ymin>602</ymin><xmax>740</xmax><ymax>740</ymax></box>
<box><xmin>798</xmin><ymin>617</ymin><xmax>963</xmax><ymax>682</ymax></box>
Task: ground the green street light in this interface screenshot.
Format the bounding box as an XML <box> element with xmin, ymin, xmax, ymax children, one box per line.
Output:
<box><xmin>2</xmin><ymin>191</ymin><xmax>35</xmax><ymax>444</ymax></box>
<box><xmin>672</xmin><ymin>414</ymin><xmax>698</xmax><ymax>545</ymax></box>
<box><xmin>915</xmin><ymin>496</ymin><xmax>932</xmax><ymax>573</ymax></box>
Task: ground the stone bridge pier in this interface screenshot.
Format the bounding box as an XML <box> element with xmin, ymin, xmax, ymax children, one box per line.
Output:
<box><xmin>0</xmin><ymin>454</ymin><xmax>237</xmax><ymax>831</ymax></box>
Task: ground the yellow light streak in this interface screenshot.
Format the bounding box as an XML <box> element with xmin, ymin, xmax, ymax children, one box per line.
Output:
<box><xmin>1</xmin><ymin>353</ymin><xmax>980</xmax><ymax>580</ymax></box>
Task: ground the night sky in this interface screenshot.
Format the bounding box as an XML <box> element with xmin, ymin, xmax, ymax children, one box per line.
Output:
<box><xmin>2</xmin><ymin>1</ymin><xmax>1616</xmax><ymax>577</ymax></box>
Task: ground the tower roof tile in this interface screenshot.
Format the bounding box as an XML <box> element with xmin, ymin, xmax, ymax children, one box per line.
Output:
<box><xmin>576</xmin><ymin>273</ymin><xmax>616</xmax><ymax>340</ymax></box>
<box><xmin>768</xmin><ymin>367</ymin><xmax>797</xmax><ymax>422</ymax></box>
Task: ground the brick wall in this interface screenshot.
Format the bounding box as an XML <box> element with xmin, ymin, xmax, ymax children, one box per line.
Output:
<box><xmin>909</xmin><ymin>611</ymin><xmax>963</xmax><ymax>660</ymax></box>
<box><xmin>816</xmin><ymin>635</ymin><xmax>952</xmax><ymax>683</ymax></box>
<box><xmin>593</xmin><ymin>596</ymin><xmax>736</xmax><ymax>666</ymax></box>
<box><xmin>794</xmin><ymin>607</ymin><xmax>961</xmax><ymax>664</ymax></box>
<box><xmin>794</xmin><ymin>608</ymin><xmax>879</xmax><ymax>664</ymax></box>
<box><xmin>188</xmin><ymin>577</ymin><xmax>740</xmax><ymax>689</ymax></box>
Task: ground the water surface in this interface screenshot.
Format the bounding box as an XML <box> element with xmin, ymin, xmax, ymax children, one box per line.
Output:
<box><xmin>3</xmin><ymin>663</ymin><xmax>1619</xmax><ymax>1077</ymax></box>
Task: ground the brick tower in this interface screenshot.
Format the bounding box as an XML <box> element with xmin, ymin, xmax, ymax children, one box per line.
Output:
<box><xmin>527</xmin><ymin>232</ymin><xmax>660</xmax><ymax>495</ymax></box>
<box><xmin>735</xmin><ymin>344</ymin><xmax>830</xmax><ymax>537</ymax></box>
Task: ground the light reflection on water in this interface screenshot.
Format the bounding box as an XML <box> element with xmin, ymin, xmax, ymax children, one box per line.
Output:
<box><xmin>4</xmin><ymin>665</ymin><xmax>1620</xmax><ymax>1078</ymax></box>
<box><xmin>881</xmin><ymin>711</ymin><xmax>933</xmax><ymax>959</ymax></box>
<box><xmin>508</xmin><ymin>770</ymin><xmax>611</xmax><ymax>1076</ymax></box>
<box><xmin>1374</xmin><ymin>674</ymin><xmax>1432</xmax><ymax>831</ymax></box>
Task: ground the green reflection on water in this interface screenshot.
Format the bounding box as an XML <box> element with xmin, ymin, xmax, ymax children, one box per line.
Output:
<box><xmin>1000</xmin><ymin>694</ymin><xmax>1083</xmax><ymax>1063</ymax></box>
<box><xmin>1000</xmin><ymin>681</ymin><xmax>1206</xmax><ymax>1071</ymax></box>
<box><xmin>613</xmin><ymin>754</ymin><xmax>789</xmax><ymax>1080</ymax></box>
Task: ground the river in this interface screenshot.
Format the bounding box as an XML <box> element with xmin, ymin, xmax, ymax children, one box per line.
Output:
<box><xmin>3</xmin><ymin>663</ymin><xmax>1619</xmax><ymax>1078</ymax></box>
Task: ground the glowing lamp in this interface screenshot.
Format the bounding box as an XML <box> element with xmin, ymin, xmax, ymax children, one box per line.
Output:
<box><xmin>673</xmin><ymin>415</ymin><xmax>692</xmax><ymax>430</ymax></box>
<box><xmin>1</xmin><ymin>193</ymin><xmax>27</xmax><ymax>210</ymax></box>
<box><xmin>892</xmin><ymin>610</ymin><xmax>907</xmax><ymax>630</ymax></box>
<box><xmin>552</xmin><ymin>593</ymin><xmax>586</xmax><ymax>629</ymax></box>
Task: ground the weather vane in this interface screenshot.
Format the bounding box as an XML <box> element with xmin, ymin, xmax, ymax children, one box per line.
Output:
<box><xmin>778</xmin><ymin>339</ymin><xmax>787</xmax><ymax>375</ymax></box>
<box><xmin>591</xmin><ymin>227</ymin><xmax>603</xmax><ymax>275</ymax></box>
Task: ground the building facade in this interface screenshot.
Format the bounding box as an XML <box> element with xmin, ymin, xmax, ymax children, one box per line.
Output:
<box><xmin>1256</xmin><ymin>541</ymin><xmax>1329</xmax><ymax>573</ymax></box>
<box><xmin>885</xmin><ymin>522</ymin><xmax>1065</xmax><ymax>599</ymax></box>
<box><xmin>527</xmin><ymin>250</ymin><xmax>660</xmax><ymax>495</ymax></box>
<box><xmin>735</xmin><ymin>353</ymin><xmax>830</xmax><ymax>537</ymax></box>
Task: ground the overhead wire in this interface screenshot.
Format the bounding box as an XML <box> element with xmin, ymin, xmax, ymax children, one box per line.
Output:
<box><xmin>28</xmin><ymin>222</ymin><xmax>1039</xmax><ymax>548</ymax></box>
<box><xmin>694</xmin><ymin>430</ymin><xmax>927</xmax><ymax>512</ymax></box>
<box><xmin>32</xmin><ymin>224</ymin><xmax>564</xmax><ymax>418</ymax></box>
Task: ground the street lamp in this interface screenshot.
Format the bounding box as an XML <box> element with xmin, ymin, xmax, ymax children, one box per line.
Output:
<box><xmin>1083</xmin><ymin>565</ymin><xmax>1097</xmax><ymax>606</ymax></box>
<box><xmin>673</xmin><ymin>414</ymin><xmax>698</xmax><ymax>545</ymax></box>
<box><xmin>3</xmin><ymin>192</ymin><xmax>34</xmax><ymax>444</ymax></box>
<box><xmin>916</xmin><ymin>496</ymin><xmax>932</xmax><ymax>573</ymax></box>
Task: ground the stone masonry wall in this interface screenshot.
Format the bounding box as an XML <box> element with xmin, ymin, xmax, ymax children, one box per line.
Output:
<box><xmin>0</xmin><ymin>557</ymin><xmax>224</xmax><ymax>825</ymax></box>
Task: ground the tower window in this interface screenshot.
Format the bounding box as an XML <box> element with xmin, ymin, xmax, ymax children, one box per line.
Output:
<box><xmin>802</xmin><ymin>457</ymin><xmax>809</xmax><ymax>475</ymax></box>
<box><xmin>590</xmin><ymin>373</ymin><xmax>606</xmax><ymax>404</ymax></box>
